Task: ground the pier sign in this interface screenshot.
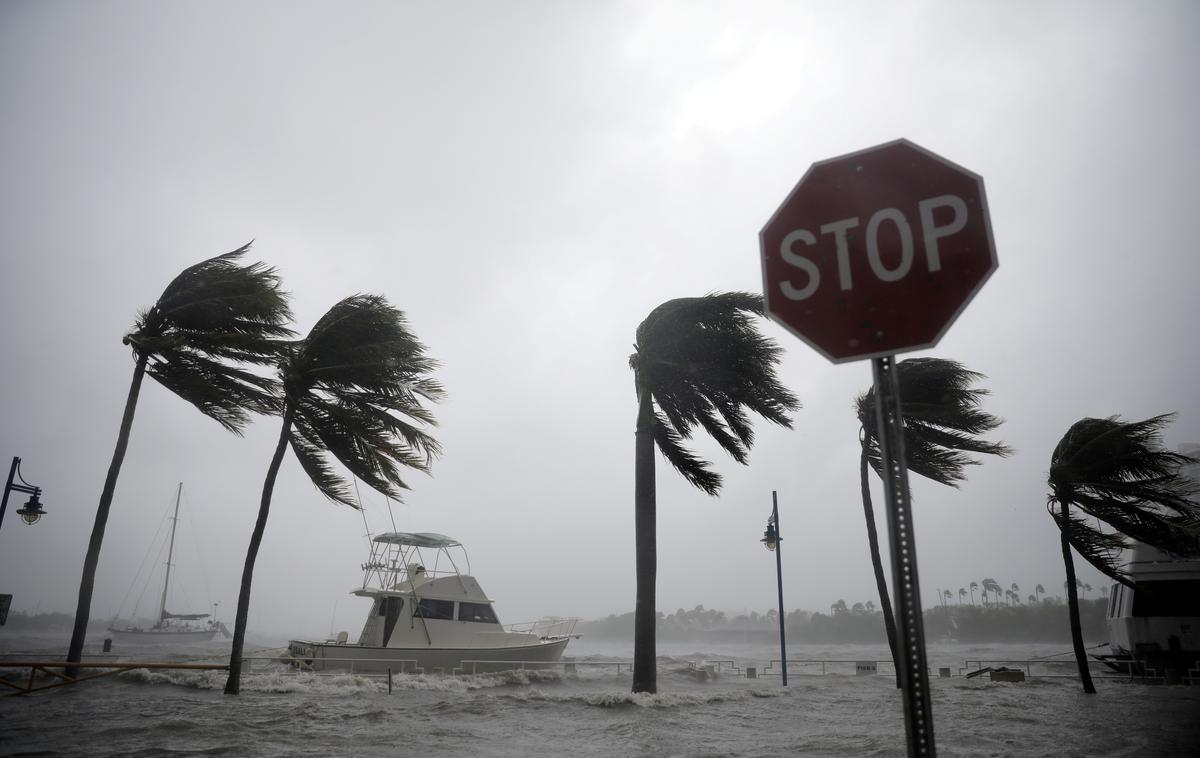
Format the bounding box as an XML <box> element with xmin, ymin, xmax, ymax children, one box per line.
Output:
<box><xmin>759</xmin><ymin>138</ymin><xmax>996</xmax><ymax>363</ymax></box>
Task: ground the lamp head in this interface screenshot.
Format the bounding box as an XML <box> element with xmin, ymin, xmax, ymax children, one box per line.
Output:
<box><xmin>761</xmin><ymin>522</ymin><xmax>778</xmax><ymax>551</ymax></box>
<box><xmin>17</xmin><ymin>491</ymin><xmax>46</xmax><ymax>525</ymax></box>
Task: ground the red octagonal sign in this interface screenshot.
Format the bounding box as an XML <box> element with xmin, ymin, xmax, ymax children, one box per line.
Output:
<box><xmin>760</xmin><ymin>139</ymin><xmax>997</xmax><ymax>363</ymax></box>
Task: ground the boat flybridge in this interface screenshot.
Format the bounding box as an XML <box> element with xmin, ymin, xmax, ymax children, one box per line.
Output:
<box><xmin>286</xmin><ymin>532</ymin><xmax>578</xmax><ymax>674</ymax></box>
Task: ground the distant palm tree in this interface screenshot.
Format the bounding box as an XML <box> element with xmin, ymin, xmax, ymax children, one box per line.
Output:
<box><xmin>855</xmin><ymin>359</ymin><xmax>1011</xmax><ymax>681</ymax></box>
<box><xmin>1034</xmin><ymin>583</ymin><xmax>1045</xmax><ymax>603</ymax></box>
<box><xmin>982</xmin><ymin>578</ymin><xmax>1002</xmax><ymax>607</ymax></box>
<box><xmin>969</xmin><ymin>581</ymin><xmax>979</xmax><ymax>606</ymax></box>
<box><xmin>852</xmin><ymin>602</ymin><xmax>866</xmax><ymax>614</ymax></box>
<box><xmin>629</xmin><ymin>292</ymin><xmax>798</xmax><ymax>694</ymax></box>
<box><xmin>65</xmin><ymin>244</ymin><xmax>292</xmax><ymax>675</ymax></box>
<box><xmin>865</xmin><ymin>600</ymin><xmax>876</xmax><ymax>613</ymax></box>
<box><xmin>224</xmin><ymin>295</ymin><xmax>443</xmax><ymax>695</ymax></box>
<box><xmin>1082</xmin><ymin>583</ymin><xmax>1092</xmax><ymax>599</ymax></box>
<box><xmin>831</xmin><ymin>599</ymin><xmax>849</xmax><ymax>615</ymax></box>
<box><xmin>942</xmin><ymin>589</ymin><xmax>953</xmax><ymax>606</ymax></box>
<box><xmin>958</xmin><ymin>588</ymin><xmax>966</xmax><ymax>605</ymax></box>
<box><xmin>1047</xmin><ymin>413</ymin><xmax>1199</xmax><ymax>694</ymax></box>
<box><xmin>1027</xmin><ymin>594</ymin><xmax>1037</xmax><ymax>604</ymax></box>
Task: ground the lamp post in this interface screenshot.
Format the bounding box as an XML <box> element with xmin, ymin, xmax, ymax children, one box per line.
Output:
<box><xmin>761</xmin><ymin>490</ymin><xmax>787</xmax><ymax>686</ymax></box>
<box><xmin>1</xmin><ymin>456</ymin><xmax>47</xmax><ymax>532</ymax></box>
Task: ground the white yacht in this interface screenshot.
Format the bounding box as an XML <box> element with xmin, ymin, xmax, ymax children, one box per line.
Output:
<box><xmin>285</xmin><ymin>532</ymin><xmax>577</xmax><ymax>674</ymax></box>
<box><xmin>1102</xmin><ymin>541</ymin><xmax>1200</xmax><ymax>675</ymax></box>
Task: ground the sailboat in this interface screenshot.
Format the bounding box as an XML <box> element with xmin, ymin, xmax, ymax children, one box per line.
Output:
<box><xmin>108</xmin><ymin>483</ymin><xmax>228</xmax><ymax>645</ymax></box>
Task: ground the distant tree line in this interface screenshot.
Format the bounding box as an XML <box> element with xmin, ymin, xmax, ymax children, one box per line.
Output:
<box><xmin>576</xmin><ymin>599</ymin><xmax>1108</xmax><ymax>645</ymax></box>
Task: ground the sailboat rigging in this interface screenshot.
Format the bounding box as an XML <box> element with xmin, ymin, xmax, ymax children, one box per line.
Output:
<box><xmin>108</xmin><ymin>483</ymin><xmax>229</xmax><ymax>644</ymax></box>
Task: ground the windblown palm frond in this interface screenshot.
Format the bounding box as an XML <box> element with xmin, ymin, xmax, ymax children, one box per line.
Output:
<box><xmin>1048</xmin><ymin>414</ymin><xmax>1200</xmax><ymax>579</ymax></box>
<box><xmin>630</xmin><ymin>292</ymin><xmax>798</xmax><ymax>495</ymax></box>
<box><xmin>283</xmin><ymin>294</ymin><xmax>445</xmax><ymax>506</ymax></box>
<box><xmin>1047</xmin><ymin>502</ymin><xmax>1132</xmax><ymax>582</ymax></box>
<box><xmin>856</xmin><ymin>357</ymin><xmax>1013</xmax><ymax>485</ymax></box>
<box><xmin>125</xmin><ymin>242</ymin><xmax>295</xmax><ymax>431</ymax></box>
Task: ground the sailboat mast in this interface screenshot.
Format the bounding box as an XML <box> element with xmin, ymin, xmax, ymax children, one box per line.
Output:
<box><xmin>158</xmin><ymin>483</ymin><xmax>182</xmax><ymax>625</ymax></box>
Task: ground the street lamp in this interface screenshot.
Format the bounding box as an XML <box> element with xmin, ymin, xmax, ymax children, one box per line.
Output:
<box><xmin>761</xmin><ymin>491</ymin><xmax>787</xmax><ymax>686</ymax></box>
<box><xmin>2</xmin><ymin>457</ymin><xmax>47</xmax><ymax>531</ymax></box>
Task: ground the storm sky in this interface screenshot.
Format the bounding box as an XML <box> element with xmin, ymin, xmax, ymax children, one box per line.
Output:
<box><xmin>2</xmin><ymin>0</ymin><xmax>1197</xmax><ymax>641</ymax></box>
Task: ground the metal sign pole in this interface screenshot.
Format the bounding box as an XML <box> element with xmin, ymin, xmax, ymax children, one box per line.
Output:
<box><xmin>871</xmin><ymin>355</ymin><xmax>936</xmax><ymax>757</ymax></box>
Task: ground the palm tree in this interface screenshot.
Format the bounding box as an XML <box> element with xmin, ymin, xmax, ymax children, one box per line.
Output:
<box><xmin>65</xmin><ymin>244</ymin><xmax>292</xmax><ymax>675</ymax></box>
<box><xmin>1047</xmin><ymin>413</ymin><xmax>1199</xmax><ymax>694</ymax></box>
<box><xmin>1082</xmin><ymin>583</ymin><xmax>1092</xmax><ymax>599</ymax></box>
<box><xmin>852</xmin><ymin>602</ymin><xmax>866</xmax><ymax>614</ymax></box>
<box><xmin>1027</xmin><ymin>594</ymin><xmax>1037</xmax><ymax>604</ymax></box>
<box><xmin>1034</xmin><ymin>583</ymin><xmax>1045</xmax><ymax>603</ymax></box>
<box><xmin>942</xmin><ymin>589</ymin><xmax>953</xmax><ymax>606</ymax></box>
<box><xmin>982</xmin><ymin>578</ymin><xmax>1002</xmax><ymax>607</ymax></box>
<box><xmin>969</xmin><ymin>581</ymin><xmax>978</xmax><ymax>606</ymax></box>
<box><xmin>958</xmin><ymin>588</ymin><xmax>966</xmax><ymax>605</ymax></box>
<box><xmin>855</xmin><ymin>358</ymin><xmax>1011</xmax><ymax>681</ymax></box>
<box><xmin>865</xmin><ymin>600</ymin><xmax>876</xmax><ymax>614</ymax></box>
<box><xmin>223</xmin><ymin>294</ymin><xmax>443</xmax><ymax>694</ymax></box>
<box><xmin>628</xmin><ymin>292</ymin><xmax>798</xmax><ymax>694</ymax></box>
<box><xmin>831</xmin><ymin>599</ymin><xmax>849</xmax><ymax>615</ymax></box>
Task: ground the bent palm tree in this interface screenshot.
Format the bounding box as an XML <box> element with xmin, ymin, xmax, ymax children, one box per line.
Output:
<box><xmin>958</xmin><ymin>587</ymin><xmax>966</xmax><ymax>605</ymax></box>
<box><xmin>982</xmin><ymin>578</ymin><xmax>1002</xmax><ymax>607</ymax></box>
<box><xmin>66</xmin><ymin>244</ymin><xmax>292</xmax><ymax>674</ymax></box>
<box><xmin>969</xmin><ymin>581</ymin><xmax>978</xmax><ymax>606</ymax></box>
<box><xmin>629</xmin><ymin>292</ymin><xmax>798</xmax><ymax>693</ymax></box>
<box><xmin>855</xmin><ymin>358</ymin><xmax>1011</xmax><ymax>682</ymax></box>
<box><xmin>224</xmin><ymin>295</ymin><xmax>443</xmax><ymax>694</ymax></box>
<box><xmin>1035</xmin><ymin>583</ymin><xmax>1045</xmax><ymax>602</ymax></box>
<box><xmin>1047</xmin><ymin>413</ymin><xmax>1199</xmax><ymax>694</ymax></box>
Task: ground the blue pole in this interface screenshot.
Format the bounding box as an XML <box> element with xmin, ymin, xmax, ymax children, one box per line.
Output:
<box><xmin>772</xmin><ymin>491</ymin><xmax>787</xmax><ymax>687</ymax></box>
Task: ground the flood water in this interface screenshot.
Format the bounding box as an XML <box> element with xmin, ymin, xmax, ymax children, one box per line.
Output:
<box><xmin>3</xmin><ymin>633</ymin><xmax>1199</xmax><ymax>757</ymax></box>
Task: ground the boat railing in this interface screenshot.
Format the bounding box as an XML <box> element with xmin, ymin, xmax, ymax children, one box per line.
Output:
<box><xmin>505</xmin><ymin>616</ymin><xmax>580</xmax><ymax>639</ymax></box>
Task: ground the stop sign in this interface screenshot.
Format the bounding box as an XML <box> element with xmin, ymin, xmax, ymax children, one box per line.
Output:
<box><xmin>760</xmin><ymin>139</ymin><xmax>997</xmax><ymax>363</ymax></box>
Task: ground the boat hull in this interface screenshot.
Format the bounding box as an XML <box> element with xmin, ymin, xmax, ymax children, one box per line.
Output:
<box><xmin>109</xmin><ymin>628</ymin><xmax>219</xmax><ymax>644</ymax></box>
<box><xmin>285</xmin><ymin>636</ymin><xmax>571</xmax><ymax>674</ymax></box>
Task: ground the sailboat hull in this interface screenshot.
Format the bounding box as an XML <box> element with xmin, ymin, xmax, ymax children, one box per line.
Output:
<box><xmin>108</xmin><ymin>627</ymin><xmax>219</xmax><ymax>644</ymax></box>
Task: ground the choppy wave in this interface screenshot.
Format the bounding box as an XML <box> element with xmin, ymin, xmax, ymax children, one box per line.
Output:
<box><xmin>4</xmin><ymin>641</ymin><xmax>1199</xmax><ymax>757</ymax></box>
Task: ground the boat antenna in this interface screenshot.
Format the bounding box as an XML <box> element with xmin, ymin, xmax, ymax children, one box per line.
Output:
<box><xmin>353</xmin><ymin>478</ymin><xmax>375</xmax><ymax>550</ymax></box>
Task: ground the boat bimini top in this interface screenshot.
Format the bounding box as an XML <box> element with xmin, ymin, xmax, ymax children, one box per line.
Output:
<box><xmin>358</xmin><ymin>531</ymin><xmax>472</xmax><ymax>595</ymax></box>
<box><xmin>374</xmin><ymin>532</ymin><xmax>461</xmax><ymax>549</ymax></box>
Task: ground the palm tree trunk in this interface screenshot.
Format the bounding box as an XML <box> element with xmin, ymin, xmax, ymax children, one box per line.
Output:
<box><xmin>66</xmin><ymin>357</ymin><xmax>148</xmax><ymax>677</ymax></box>
<box><xmin>1060</xmin><ymin>500</ymin><xmax>1096</xmax><ymax>694</ymax></box>
<box><xmin>860</xmin><ymin>443</ymin><xmax>901</xmax><ymax>688</ymax></box>
<box><xmin>632</xmin><ymin>389</ymin><xmax>657</xmax><ymax>694</ymax></box>
<box><xmin>225</xmin><ymin>404</ymin><xmax>295</xmax><ymax>695</ymax></box>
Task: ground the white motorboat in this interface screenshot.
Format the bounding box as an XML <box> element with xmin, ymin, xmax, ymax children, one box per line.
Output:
<box><xmin>285</xmin><ymin>532</ymin><xmax>577</xmax><ymax>674</ymax></box>
<box><xmin>108</xmin><ymin>484</ymin><xmax>228</xmax><ymax>645</ymax></box>
<box><xmin>1098</xmin><ymin>541</ymin><xmax>1200</xmax><ymax>676</ymax></box>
